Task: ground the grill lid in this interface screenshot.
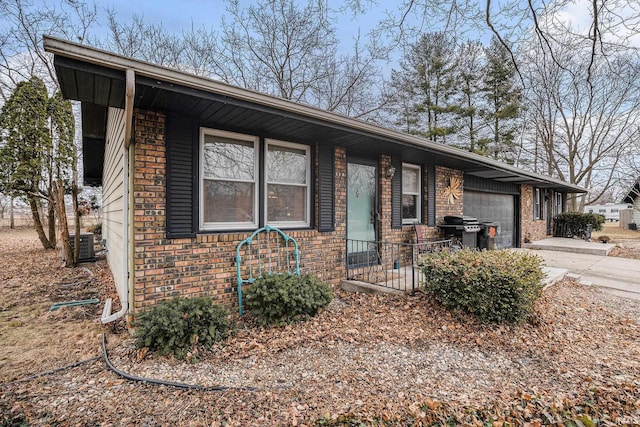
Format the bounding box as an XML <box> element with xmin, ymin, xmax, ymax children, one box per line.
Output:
<box><xmin>443</xmin><ymin>215</ymin><xmax>479</xmax><ymax>225</ymax></box>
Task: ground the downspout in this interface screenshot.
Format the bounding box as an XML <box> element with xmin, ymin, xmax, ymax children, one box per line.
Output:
<box><xmin>101</xmin><ymin>69</ymin><xmax>135</xmax><ymax>324</ymax></box>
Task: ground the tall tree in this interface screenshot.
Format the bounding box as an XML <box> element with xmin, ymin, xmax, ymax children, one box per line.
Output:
<box><xmin>0</xmin><ymin>0</ymin><xmax>95</xmax><ymax>262</ymax></box>
<box><xmin>104</xmin><ymin>0</ymin><xmax>386</xmax><ymax>119</ymax></box>
<box><xmin>387</xmin><ymin>32</ymin><xmax>459</xmax><ymax>142</ymax></box>
<box><xmin>0</xmin><ymin>0</ymin><xmax>97</xmax><ymax>101</ymax></box>
<box><xmin>0</xmin><ymin>77</ymin><xmax>75</xmax><ymax>251</ymax></box>
<box><xmin>521</xmin><ymin>32</ymin><xmax>640</xmax><ymax>210</ymax></box>
<box><xmin>454</xmin><ymin>40</ymin><xmax>484</xmax><ymax>153</ymax></box>
<box><xmin>479</xmin><ymin>37</ymin><xmax>521</xmax><ymax>162</ymax></box>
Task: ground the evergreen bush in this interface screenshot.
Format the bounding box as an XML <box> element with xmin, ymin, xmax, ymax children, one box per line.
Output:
<box><xmin>420</xmin><ymin>249</ymin><xmax>545</xmax><ymax>324</ymax></box>
<box><xmin>555</xmin><ymin>212</ymin><xmax>605</xmax><ymax>237</ymax></box>
<box><xmin>244</xmin><ymin>273</ymin><xmax>333</xmax><ymax>325</ymax></box>
<box><xmin>134</xmin><ymin>297</ymin><xmax>230</xmax><ymax>359</ymax></box>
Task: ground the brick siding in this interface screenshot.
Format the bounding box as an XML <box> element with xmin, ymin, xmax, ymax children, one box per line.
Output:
<box><xmin>131</xmin><ymin>109</ymin><xmax>465</xmax><ymax>311</ymax></box>
<box><xmin>520</xmin><ymin>185</ymin><xmax>548</xmax><ymax>245</ymax></box>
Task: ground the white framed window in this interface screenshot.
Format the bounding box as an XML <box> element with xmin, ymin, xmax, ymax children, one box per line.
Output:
<box><xmin>534</xmin><ymin>188</ymin><xmax>543</xmax><ymax>220</ymax></box>
<box><xmin>200</xmin><ymin>128</ymin><xmax>259</xmax><ymax>230</ymax></box>
<box><xmin>402</xmin><ymin>163</ymin><xmax>421</xmax><ymax>224</ymax></box>
<box><xmin>554</xmin><ymin>192</ymin><xmax>563</xmax><ymax>216</ymax></box>
<box><xmin>265</xmin><ymin>139</ymin><xmax>310</xmax><ymax>228</ymax></box>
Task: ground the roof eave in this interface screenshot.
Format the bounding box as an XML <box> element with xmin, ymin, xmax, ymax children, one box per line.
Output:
<box><xmin>43</xmin><ymin>35</ymin><xmax>586</xmax><ymax>194</ymax></box>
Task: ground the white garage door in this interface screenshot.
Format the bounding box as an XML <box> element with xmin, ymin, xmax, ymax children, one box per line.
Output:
<box><xmin>464</xmin><ymin>191</ymin><xmax>515</xmax><ymax>248</ymax></box>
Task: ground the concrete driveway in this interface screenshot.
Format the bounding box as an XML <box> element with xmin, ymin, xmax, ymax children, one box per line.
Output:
<box><xmin>518</xmin><ymin>248</ymin><xmax>640</xmax><ymax>300</ymax></box>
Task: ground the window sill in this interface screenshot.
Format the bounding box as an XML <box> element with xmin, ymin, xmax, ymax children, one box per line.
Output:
<box><xmin>196</xmin><ymin>226</ymin><xmax>315</xmax><ymax>235</ymax></box>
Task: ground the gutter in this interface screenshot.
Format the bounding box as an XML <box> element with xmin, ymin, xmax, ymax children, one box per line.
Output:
<box><xmin>42</xmin><ymin>36</ymin><xmax>585</xmax><ymax>194</ymax></box>
<box><xmin>101</xmin><ymin>69</ymin><xmax>135</xmax><ymax>324</ymax></box>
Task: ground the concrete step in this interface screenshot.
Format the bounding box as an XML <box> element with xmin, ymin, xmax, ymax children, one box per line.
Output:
<box><xmin>524</xmin><ymin>237</ymin><xmax>615</xmax><ymax>256</ymax></box>
<box><xmin>541</xmin><ymin>266</ymin><xmax>568</xmax><ymax>289</ymax></box>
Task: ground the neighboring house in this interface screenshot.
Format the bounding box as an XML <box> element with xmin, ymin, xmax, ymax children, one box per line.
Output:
<box><xmin>584</xmin><ymin>203</ymin><xmax>634</xmax><ymax>222</ymax></box>
<box><xmin>44</xmin><ymin>37</ymin><xmax>585</xmax><ymax>320</ymax></box>
<box><xmin>622</xmin><ymin>178</ymin><xmax>640</xmax><ymax>225</ymax></box>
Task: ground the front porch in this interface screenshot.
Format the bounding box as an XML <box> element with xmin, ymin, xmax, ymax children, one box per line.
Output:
<box><xmin>343</xmin><ymin>237</ymin><xmax>571</xmax><ymax>295</ymax></box>
<box><xmin>342</xmin><ymin>238</ymin><xmax>454</xmax><ymax>293</ymax></box>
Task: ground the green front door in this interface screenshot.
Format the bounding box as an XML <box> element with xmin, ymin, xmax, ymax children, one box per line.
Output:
<box><xmin>347</xmin><ymin>161</ymin><xmax>378</xmax><ymax>265</ymax></box>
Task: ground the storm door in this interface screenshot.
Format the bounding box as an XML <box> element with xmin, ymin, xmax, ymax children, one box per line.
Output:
<box><xmin>346</xmin><ymin>161</ymin><xmax>379</xmax><ymax>267</ymax></box>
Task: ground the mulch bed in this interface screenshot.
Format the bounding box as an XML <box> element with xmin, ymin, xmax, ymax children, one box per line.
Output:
<box><xmin>1</xmin><ymin>229</ymin><xmax>639</xmax><ymax>425</ymax></box>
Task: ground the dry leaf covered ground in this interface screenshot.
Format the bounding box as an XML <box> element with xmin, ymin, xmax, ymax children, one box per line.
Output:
<box><xmin>1</xmin><ymin>227</ymin><xmax>639</xmax><ymax>426</ymax></box>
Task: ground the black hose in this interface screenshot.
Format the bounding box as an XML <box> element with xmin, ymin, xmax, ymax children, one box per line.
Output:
<box><xmin>101</xmin><ymin>333</ymin><xmax>257</xmax><ymax>391</ymax></box>
<box><xmin>2</xmin><ymin>356</ymin><xmax>102</xmax><ymax>387</ymax></box>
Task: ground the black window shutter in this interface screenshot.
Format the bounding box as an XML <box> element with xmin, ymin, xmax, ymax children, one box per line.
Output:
<box><xmin>562</xmin><ymin>192</ymin><xmax>567</xmax><ymax>213</ymax></box>
<box><xmin>317</xmin><ymin>144</ymin><xmax>335</xmax><ymax>232</ymax></box>
<box><xmin>166</xmin><ymin>114</ymin><xmax>195</xmax><ymax>238</ymax></box>
<box><xmin>426</xmin><ymin>163</ymin><xmax>436</xmax><ymax>226</ymax></box>
<box><xmin>391</xmin><ymin>157</ymin><xmax>403</xmax><ymax>229</ymax></box>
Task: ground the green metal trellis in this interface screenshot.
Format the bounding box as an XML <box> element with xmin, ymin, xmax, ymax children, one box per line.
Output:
<box><xmin>236</xmin><ymin>225</ymin><xmax>300</xmax><ymax>315</ymax></box>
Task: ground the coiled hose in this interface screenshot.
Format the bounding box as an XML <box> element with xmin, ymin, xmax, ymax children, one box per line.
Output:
<box><xmin>101</xmin><ymin>333</ymin><xmax>257</xmax><ymax>391</ymax></box>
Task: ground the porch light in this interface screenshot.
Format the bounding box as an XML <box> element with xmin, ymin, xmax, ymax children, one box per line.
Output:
<box><xmin>386</xmin><ymin>165</ymin><xmax>396</xmax><ymax>179</ymax></box>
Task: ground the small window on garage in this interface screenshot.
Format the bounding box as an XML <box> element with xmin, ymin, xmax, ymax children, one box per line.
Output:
<box><xmin>402</xmin><ymin>163</ymin><xmax>421</xmax><ymax>224</ymax></box>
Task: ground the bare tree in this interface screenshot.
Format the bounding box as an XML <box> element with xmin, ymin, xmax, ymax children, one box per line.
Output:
<box><xmin>0</xmin><ymin>0</ymin><xmax>97</xmax><ymax>100</ymax></box>
<box><xmin>103</xmin><ymin>11</ymin><xmax>184</xmax><ymax>68</ymax></box>
<box><xmin>520</xmin><ymin>30</ymin><xmax>640</xmax><ymax>210</ymax></box>
<box><xmin>103</xmin><ymin>0</ymin><xmax>387</xmax><ymax>118</ymax></box>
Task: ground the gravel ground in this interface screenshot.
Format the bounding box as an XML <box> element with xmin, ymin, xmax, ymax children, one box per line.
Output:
<box><xmin>3</xmin><ymin>282</ymin><xmax>639</xmax><ymax>426</ymax></box>
<box><xmin>2</xmin><ymin>229</ymin><xmax>640</xmax><ymax>425</ymax></box>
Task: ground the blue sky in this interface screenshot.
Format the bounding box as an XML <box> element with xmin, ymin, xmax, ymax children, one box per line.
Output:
<box><xmin>90</xmin><ymin>0</ymin><xmax>388</xmax><ymax>53</ymax></box>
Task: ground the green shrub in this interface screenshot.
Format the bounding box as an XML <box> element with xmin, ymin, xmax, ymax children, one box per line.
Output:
<box><xmin>244</xmin><ymin>273</ymin><xmax>333</xmax><ymax>325</ymax></box>
<box><xmin>420</xmin><ymin>249</ymin><xmax>545</xmax><ymax>324</ymax></box>
<box><xmin>555</xmin><ymin>212</ymin><xmax>605</xmax><ymax>237</ymax></box>
<box><xmin>134</xmin><ymin>297</ymin><xmax>230</xmax><ymax>359</ymax></box>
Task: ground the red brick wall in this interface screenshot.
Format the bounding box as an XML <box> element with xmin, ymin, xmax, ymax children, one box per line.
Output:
<box><xmin>520</xmin><ymin>185</ymin><xmax>547</xmax><ymax>244</ymax></box>
<box><xmin>435</xmin><ymin>166</ymin><xmax>464</xmax><ymax>223</ymax></box>
<box><xmin>131</xmin><ymin>110</ymin><xmax>466</xmax><ymax>311</ymax></box>
<box><xmin>132</xmin><ymin>110</ymin><xmax>349</xmax><ymax>310</ymax></box>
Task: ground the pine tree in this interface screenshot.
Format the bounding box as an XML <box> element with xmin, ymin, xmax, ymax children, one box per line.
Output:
<box><xmin>480</xmin><ymin>37</ymin><xmax>522</xmax><ymax>162</ymax></box>
<box><xmin>454</xmin><ymin>40</ymin><xmax>484</xmax><ymax>153</ymax></box>
<box><xmin>387</xmin><ymin>32</ymin><xmax>459</xmax><ymax>143</ymax></box>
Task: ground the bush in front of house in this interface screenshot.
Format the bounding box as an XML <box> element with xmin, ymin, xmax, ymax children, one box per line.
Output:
<box><xmin>134</xmin><ymin>297</ymin><xmax>230</xmax><ymax>359</ymax></box>
<box><xmin>555</xmin><ymin>212</ymin><xmax>605</xmax><ymax>237</ymax></box>
<box><xmin>420</xmin><ymin>248</ymin><xmax>545</xmax><ymax>324</ymax></box>
<box><xmin>244</xmin><ymin>273</ymin><xmax>333</xmax><ymax>325</ymax></box>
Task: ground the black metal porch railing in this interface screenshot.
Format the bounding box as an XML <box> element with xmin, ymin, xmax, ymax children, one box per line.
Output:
<box><xmin>345</xmin><ymin>238</ymin><xmax>453</xmax><ymax>293</ymax></box>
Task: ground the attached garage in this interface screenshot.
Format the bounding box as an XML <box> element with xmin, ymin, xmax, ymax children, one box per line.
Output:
<box><xmin>463</xmin><ymin>175</ymin><xmax>520</xmax><ymax>249</ymax></box>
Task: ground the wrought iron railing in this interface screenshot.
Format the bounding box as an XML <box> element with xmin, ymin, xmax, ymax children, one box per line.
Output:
<box><xmin>345</xmin><ymin>238</ymin><xmax>453</xmax><ymax>293</ymax></box>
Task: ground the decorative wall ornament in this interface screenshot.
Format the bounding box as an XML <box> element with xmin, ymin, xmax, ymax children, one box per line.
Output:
<box><xmin>443</xmin><ymin>176</ymin><xmax>462</xmax><ymax>204</ymax></box>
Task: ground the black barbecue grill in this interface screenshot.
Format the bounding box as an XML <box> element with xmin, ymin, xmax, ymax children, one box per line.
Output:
<box><xmin>438</xmin><ymin>216</ymin><xmax>481</xmax><ymax>248</ymax></box>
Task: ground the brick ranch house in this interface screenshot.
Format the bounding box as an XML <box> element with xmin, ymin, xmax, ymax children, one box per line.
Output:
<box><xmin>44</xmin><ymin>36</ymin><xmax>585</xmax><ymax>323</ymax></box>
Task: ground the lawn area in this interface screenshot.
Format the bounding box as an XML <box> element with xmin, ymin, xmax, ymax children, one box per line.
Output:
<box><xmin>593</xmin><ymin>221</ymin><xmax>640</xmax><ymax>241</ymax></box>
<box><xmin>593</xmin><ymin>221</ymin><xmax>640</xmax><ymax>260</ymax></box>
<box><xmin>1</xmin><ymin>227</ymin><xmax>639</xmax><ymax>425</ymax></box>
